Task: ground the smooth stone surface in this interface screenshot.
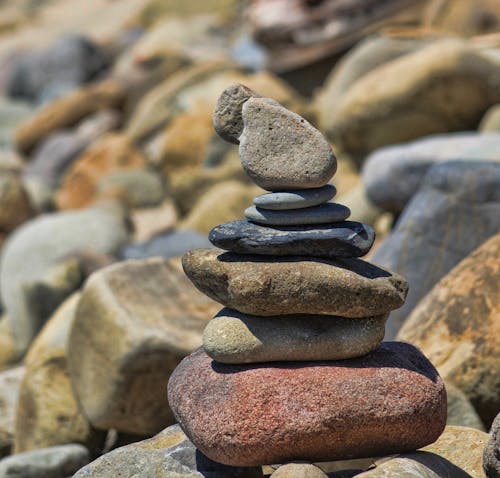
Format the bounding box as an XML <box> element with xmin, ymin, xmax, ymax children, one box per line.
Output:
<box><xmin>203</xmin><ymin>308</ymin><xmax>387</xmax><ymax>364</ymax></box>
<box><xmin>480</xmin><ymin>104</ymin><xmax>500</xmax><ymax>132</ymax></box>
<box><xmin>271</xmin><ymin>463</ymin><xmax>328</xmax><ymax>478</ymax></box>
<box><xmin>446</xmin><ymin>383</ymin><xmax>485</xmax><ymax>431</ymax></box>
<box><xmin>73</xmin><ymin>424</ymin><xmax>263</xmax><ymax>478</ymax></box>
<box><xmin>253</xmin><ymin>185</ymin><xmax>337</xmax><ymax>210</ymax></box>
<box><xmin>182</xmin><ymin>249</ymin><xmax>407</xmax><ymax>317</ymax></box>
<box><xmin>209</xmin><ymin>220</ymin><xmax>375</xmax><ymax>258</ymax></box>
<box><xmin>68</xmin><ymin>257</ymin><xmax>220</xmax><ymax>435</ymax></box>
<box><xmin>213</xmin><ymin>83</ymin><xmax>263</xmax><ymax>144</ymax></box>
<box><xmin>0</xmin><ymin>444</ymin><xmax>89</xmax><ymax>478</ymax></box>
<box><xmin>120</xmin><ymin>230</ymin><xmax>211</xmax><ymax>260</ymax></box>
<box><xmin>362</xmin><ymin>132</ymin><xmax>500</xmax><ymax>213</ymax></box>
<box><xmin>245</xmin><ymin>203</ymin><xmax>350</xmax><ymax>226</ymax></box>
<box><xmin>168</xmin><ymin>343</ymin><xmax>447</xmax><ymax>466</ymax></box>
<box><xmin>239</xmin><ymin>97</ymin><xmax>337</xmax><ymax>190</ymax></box>
<box><xmin>397</xmin><ymin>231</ymin><xmax>500</xmax><ymax>425</ymax></box>
<box><xmin>484</xmin><ymin>413</ymin><xmax>500</xmax><ymax>478</ymax></box>
<box><xmin>374</xmin><ymin>161</ymin><xmax>500</xmax><ymax>340</ymax></box>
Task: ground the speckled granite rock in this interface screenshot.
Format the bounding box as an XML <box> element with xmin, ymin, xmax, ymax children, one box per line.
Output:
<box><xmin>168</xmin><ymin>343</ymin><xmax>447</xmax><ymax>466</ymax></box>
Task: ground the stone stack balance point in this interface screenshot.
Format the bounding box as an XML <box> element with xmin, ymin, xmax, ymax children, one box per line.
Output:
<box><xmin>167</xmin><ymin>84</ymin><xmax>447</xmax><ymax>468</ymax></box>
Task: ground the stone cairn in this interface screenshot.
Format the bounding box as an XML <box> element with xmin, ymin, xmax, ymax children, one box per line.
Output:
<box><xmin>168</xmin><ymin>84</ymin><xmax>447</xmax><ymax>470</ymax></box>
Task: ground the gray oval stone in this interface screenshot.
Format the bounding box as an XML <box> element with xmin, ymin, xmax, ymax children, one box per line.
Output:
<box><xmin>203</xmin><ymin>308</ymin><xmax>388</xmax><ymax>364</ymax></box>
<box><xmin>209</xmin><ymin>220</ymin><xmax>374</xmax><ymax>258</ymax></box>
<box><xmin>245</xmin><ymin>203</ymin><xmax>350</xmax><ymax>226</ymax></box>
<box><xmin>253</xmin><ymin>185</ymin><xmax>337</xmax><ymax>210</ymax></box>
<box><xmin>240</xmin><ymin>98</ymin><xmax>337</xmax><ymax>190</ymax></box>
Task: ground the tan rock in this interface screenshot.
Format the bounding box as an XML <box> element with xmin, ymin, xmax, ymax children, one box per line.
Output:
<box><xmin>446</xmin><ymin>382</ymin><xmax>484</xmax><ymax>431</ymax></box>
<box><xmin>421</xmin><ymin>425</ymin><xmax>489</xmax><ymax>478</ymax></box>
<box><xmin>169</xmin><ymin>150</ymin><xmax>249</xmax><ymax>216</ymax></box>
<box><xmin>68</xmin><ymin>258</ymin><xmax>220</xmax><ymax>435</ymax></box>
<box><xmin>130</xmin><ymin>199</ymin><xmax>178</xmax><ymax>243</ymax></box>
<box><xmin>182</xmin><ymin>249</ymin><xmax>408</xmax><ymax>317</ymax></box>
<box><xmin>0</xmin><ymin>318</ymin><xmax>18</xmax><ymax>370</ymax></box>
<box><xmin>479</xmin><ymin>103</ymin><xmax>500</xmax><ymax>132</ymax></box>
<box><xmin>55</xmin><ymin>133</ymin><xmax>146</xmax><ymax>210</ymax></box>
<box><xmin>397</xmin><ymin>232</ymin><xmax>500</xmax><ymax>425</ymax></box>
<box><xmin>15</xmin><ymin>80</ymin><xmax>125</xmax><ymax>155</ymax></box>
<box><xmin>14</xmin><ymin>293</ymin><xmax>104</xmax><ymax>453</ymax></box>
<box><xmin>322</xmin><ymin>40</ymin><xmax>500</xmax><ymax>164</ymax></box>
<box><xmin>271</xmin><ymin>463</ymin><xmax>329</xmax><ymax>478</ymax></box>
<box><xmin>180</xmin><ymin>180</ymin><xmax>261</xmax><ymax>234</ymax></box>
<box><xmin>0</xmin><ymin>366</ymin><xmax>24</xmax><ymax>457</ymax></box>
<box><xmin>0</xmin><ymin>172</ymin><xmax>34</xmax><ymax>233</ymax></box>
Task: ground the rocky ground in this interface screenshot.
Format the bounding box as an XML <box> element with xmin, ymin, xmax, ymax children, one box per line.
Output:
<box><xmin>0</xmin><ymin>0</ymin><xmax>498</xmax><ymax>477</ymax></box>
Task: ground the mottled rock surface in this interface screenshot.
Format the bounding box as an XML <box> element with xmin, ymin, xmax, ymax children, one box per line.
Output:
<box><xmin>483</xmin><ymin>413</ymin><xmax>500</xmax><ymax>478</ymax></box>
<box><xmin>168</xmin><ymin>343</ymin><xmax>446</xmax><ymax>466</ymax></box>
<box><xmin>374</xmin><ymin>161</ymin><xmax>500</xmax><ymax>339</ymax></box>
<box><xmin>239</xmin><ymin>98</ymin><xmax>336</xmax><ymax>190</ymax></box>
<box><xmin>397</xmin><ymin>232</ymin><xmax>500</xmax><ymax>425</ymax></box>
<box><xmin>68</xmin><ymin>258</ymin><xmax>219</xmax><ymax>434</ymax></box>
<box><xmin>0</xmin><ymin>366</ymin><xmax>24</xmax><ymax>457</ymax></box>
<box><xmin>271</xmin><ymin>463</ymin><xmax>328</xmax><ymax>478</ymax></box>
<box><xmin>209</xmin><ymin>220</ymin><xmax>374</xmax><ymax>258</ymax></box>
<box><xmin>182</xmin><ymin>249</ymin><xmax>407</xmax><ymax>317</ymax></box>
<box><xmin>73</xmin><ymin>424</ymin><xmax>263</xmax><ymax>478</ymax></box>
<box><xmin>203</xmin><ymin>308</ymin><xmax>387</xmax><ymax>363</ymax></box>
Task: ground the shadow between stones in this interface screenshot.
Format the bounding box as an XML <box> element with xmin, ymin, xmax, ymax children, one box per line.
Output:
<box><xmin>209</xmin><ymin>342</ymin><xmax>440</xmax><ymax>383</ymax></box>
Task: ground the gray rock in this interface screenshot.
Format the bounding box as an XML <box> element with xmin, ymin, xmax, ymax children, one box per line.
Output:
<box><xmin>25</xmin><ymin>110</ymin><xmax>120</xmax><ymax>189</ymax></box>
<box><xmin>362</xmin><ymin>132</ymin><xmax>500</xmax><ymax>213</ymax></box>
<box><xmin>245</xmin><ymin>203</ymin><xmax>350</xmax><ymax>226</ymax></box>
<box><xmin>240</xmin><ymin>98</ymin><xmax>337</xmax><ymax>190</ymax></box>
<box><xmin>0</xmin><ymin>203</ymin><xmax>129</xmax><ymax>358</ymax></box>
<box><xmin>7</xmin><ymin>34</ymin><xmax>108</xmax><ymax>103</ymax></box>
<box><xmin>372</xmin><ymin>161</ymin><xmax>500</xmax><ymax>338</ymax></box>
<box><xmin>271</xmin><ymin>463</ymin><xmax>328</xmax><ymax>478</ymax></box>
<box><xmin>253</xmin><ymin>185</ymin><xmax>336</xmax><ymax>210</ymax></box>
<box><xmin>120</xmin><ymin>230</ymin><xmax>210</xmax><ymax>260</ymax></box>
<box><xmin>484</xmin><ymin>413</ymin><xmax>500</xmax><ymax>478</ymax></box>
<box><xmin>0</xmin><ymin>444</ymin><xmax>89</xmax><ymax>478</ymax></box>
<box><xmin>203</xmin><ymin>308</ymin><xmax>387</xmax><ymax>364</ymax></box>
<box><xmin>446</xmin><ymin>383</ymin><xmax>485</xmax><ymax>431</ymax></box>
<box><xmin>0</xmin><ymin>366</ymin><xmax>24</xmax><ymax>457</ymax></box>
<box><xmin>72</xmin><ymin>424</ymin><xmax>262</xmax><ymax>478</ymax></box>
<box><xmin>209</xmin><ymin>220</ymin><xmax>374</xmax><ymax>258</ymax></box>
<box><xmin>213</xmin><ymin>83</ymin><xmax>263</xmax><ymax>144</ymax></box>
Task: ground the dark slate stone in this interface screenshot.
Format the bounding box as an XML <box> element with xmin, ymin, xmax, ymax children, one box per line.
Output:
<box><xmin>363</xmin><ymin>132</ymin><xmax>500</xmax><ymax>213</ymax></box>
<box><xmin>7</xmin><ymin>34</ymin><xmax>108</xmax><ymax>103</ymax></box>
<box><xmin>120</xmin><ymin>230</ymin><xmax>211</xmax><ymax>260</ymax></box>
<box><xmin>372</xmin><ymin>160</ymin><xmax>500</xmax><ymax>339</ymax></box>
<box><xmin>209</xmin><ymin>219</ymin><xmax>374</xmax><ymax>258</ymax></box>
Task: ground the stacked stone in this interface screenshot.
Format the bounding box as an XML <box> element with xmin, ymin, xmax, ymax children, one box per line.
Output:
<box><xmin>168</xmin><ymin>85</ymin><xmax>447</xmax><ymax>469</ymax></box>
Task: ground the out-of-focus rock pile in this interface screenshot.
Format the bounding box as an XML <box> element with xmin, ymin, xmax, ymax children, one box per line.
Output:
<box><xmin>0</xmin><ymin>0</ymin><xmax>497</xmax><ymax>477</ymax></box>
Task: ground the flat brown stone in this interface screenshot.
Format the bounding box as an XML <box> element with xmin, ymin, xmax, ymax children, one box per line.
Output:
<box><xmin>167</xmin><ymin>342</ymin><xmax>447</xmax><ymax>467</ymax></box>
<box><xmin>182</xmin><ymin>249</ymin><xmax>408</xmax><ymax>317</ymax></box>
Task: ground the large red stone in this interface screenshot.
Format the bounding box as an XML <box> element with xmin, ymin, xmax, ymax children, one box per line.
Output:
<box><xmin>168</xmin><ymin>342</ymin><xmax>446</xmax><ymax>466</ymax></box>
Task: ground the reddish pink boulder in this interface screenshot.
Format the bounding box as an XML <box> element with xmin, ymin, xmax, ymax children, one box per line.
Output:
<box><xmin>168</xmin><ymin>342</ymin><xmax>446</xmax><ymax>466</ymax></box>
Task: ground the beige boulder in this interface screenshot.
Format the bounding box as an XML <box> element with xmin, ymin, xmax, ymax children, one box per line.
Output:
<box><xmin>180</xmin><ymin>180</ymin><xmax>261</xmax><ymax>234</ymax></box>
<box><xmin>0</xmin><ymin>172</ymin><xmax>34</xmax><ymax>233</ymax></box>
<box><xmin>68</xmin><ymin>258</ymin><xmax>220</xmax><ymax>435</ymax></box>
<box><xmin>398</xmin><ymin>232</ymin><xmax>500</xmax><ymax>425</ymax></box>
<box><xmin>322</xmin><ymin>40</ymin><xmax>500</xmax><ymax>164</ymax></box>
<box><xmin>271</xmin><ymin>463</ymin><xmax>328</xmax><ymax>478</ymax></box>
<box><xmin>14</xmin><ymin>293</ymin><xmax>104</xmax><ymax>453</ymax></box>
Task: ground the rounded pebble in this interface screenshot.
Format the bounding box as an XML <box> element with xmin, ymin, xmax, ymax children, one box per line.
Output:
<box><xmin>253</xmin><ymin>185</ymin><xmax>336</xmax><ymax>210</ymax></box>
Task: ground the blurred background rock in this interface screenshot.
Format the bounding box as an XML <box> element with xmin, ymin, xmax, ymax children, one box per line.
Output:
<box><xmin>0</xmin><ymin>0</ymin><xmax>498</xmax><ymax>477</ymax></box>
